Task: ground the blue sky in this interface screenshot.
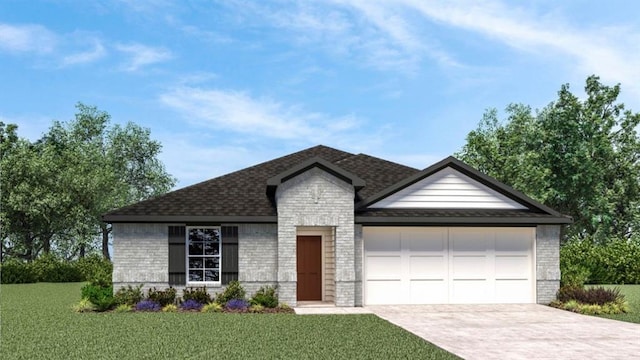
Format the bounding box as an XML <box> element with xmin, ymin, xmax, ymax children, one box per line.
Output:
<box><xmin>2</xmin><ymin>0</ymin><xmax>639</xmax><ymax>189</ymax></box>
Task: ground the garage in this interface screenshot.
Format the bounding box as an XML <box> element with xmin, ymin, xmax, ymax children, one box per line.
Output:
<box><xmin>364</xmin><ymin>226</ymin><xmax>535</xmax><ymax>305</ymax></box>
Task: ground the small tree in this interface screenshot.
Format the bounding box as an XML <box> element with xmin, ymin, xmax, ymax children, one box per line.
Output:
<box><xmin>457</xmin><ymin>76</ymin><xmax>640</xmax><ymax>241</ymax></box>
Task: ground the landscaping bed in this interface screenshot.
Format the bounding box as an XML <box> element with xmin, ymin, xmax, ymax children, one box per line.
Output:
<box><xmin>550</xmin><ymin>284</ymin><xmax>640</xmax><ymax>324</ymax></box>
<box><xmin>0</xmin><ymin>283</ymin><xmax>458</xmax><ymax>359</ymax></box>
<box><xmin>593</xmin><ymin>285</ymin><xmax>640</xmax><ymax>324</ymax></box>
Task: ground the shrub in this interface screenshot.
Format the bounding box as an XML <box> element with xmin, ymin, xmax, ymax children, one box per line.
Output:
<box><xmin>87</xmin><ymin>266</ymin><xmax>112</xmax><ymax>289</ymax></box>
<box><xmin>561</xmin><ymin>236</ymin><xmax>640</xmax><ymax>284</ymax></box>
<box><xmin>114</xmin><ymin>284</ymin><xmax>144</xmax><ymax>306</ymax></box>
<box><xmin>250</xmin><ymin>285</ymin><xmax>278</xmax><ymax>308</ymax></box>
<box><xmin>216</xmin><ymin>281</ymin><xmax>246</xmax><ymax>305</ymax></box>
<box><xmin>582</xmin><ymin>286</ymin><xmax>624</xmax><ymax>305</ymax></box>
<box><xmin>556</xmin><ymin>285</ymin><xmax>584</xmax><ymax>303</ymax></box>
<box><xmin>147</xmin><ymin>287</ymin><xmax>177</xmax><ymax>306</ymax></box>
<box><xmin>135</xmin><ymin>300</ymin><xmax>161</xmax><ymax>312</ymax></box>
<box><xmin>182</xmin><ymin>287</ymin><xmax>212</xmax><ymax>304</ymax></box>
<box><xmin>81</xmin><ymin>283</ymin><xmax>115</xmax><ymax>312</ymax></box>
<box><xmin>249</xmin><ymin>304</ymin><xmax>264</xmax><ymax>313</ymax></box>
<box><xmin>180</xmin><ymin>299</ymin><xmax>203</xmax><ymax>311</ymax></box>
<box><xmin>32</xmin><ymin>254</ymin><xmax>83</xmax><ymax>283</ymax></box>
<box><xmin>73</xmin><ymin>298</ymin><xmax>96</xmax><ymax>313</ymax></box>
<box><xmin>560</xmin><ymin>264</ymin><xmax>590</xmax><ymax>287</ymax></box>
<box><xmin>0</xmin><ymin>260</ymin><xmax>37</xmax><ymax>284</ymax></box>
<box><xmin>555</xmin><ymin>300</ymin><xmax>629</xmax><ymax>315</ymax></box>
<box><xmin>0</xmin><ymin>254</ymin><xmax>112</xmax><ymax>284</ymax></box>
<box><xmin>225</xmin><ymin>298</ymin><xmax>249</xmax><ymax>311</ymax></box>
<box><xmin>162</xmin><ymin>304</ymin><xmax>178</xmax><ymax>312</ymax></box>
<box><xmin>75</xmin><ymin>255</ymin><xmax>112</xmax><ymax>282</ymax></box>
<box><xmin>201</xmin><ymin>302</ymin><xmax>223</xmax><ymax>313</ymax></box>
<box><xmin>114</xmin><ymin>304</ymin><xmax>133</xmax><ymax>313</ymax></box>
<box><xmin>556</xmin><ymin>285</ymin><xmax>624</xmax><ymax>306</ymax></box>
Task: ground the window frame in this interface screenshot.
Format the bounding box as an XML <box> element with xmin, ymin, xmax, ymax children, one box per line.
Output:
<box><xmin>185</xmin><ymin>226</ymin><xmax>222</xmax><ymax>286</ymax></box>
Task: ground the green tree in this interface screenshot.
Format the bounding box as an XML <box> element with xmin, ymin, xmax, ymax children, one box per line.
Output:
<box><xmin>457</xmin><ymin>76</ymin><xmax>640</xmax><ymax>241</ymax></box>
<box><xmin>0</xmin><ymin>103</ymin><xmax>175</xmax><ymax>261</ymax></box>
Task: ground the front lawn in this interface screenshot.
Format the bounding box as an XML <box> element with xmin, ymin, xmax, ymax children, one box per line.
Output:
<box><xmin>592</xmin><ymin>284</ymin><xmax>640</xmax><ymax>324</ymax></box>
<box><xmin>0</xmin><ymin>283</ymin><xmax>457</xmax><ymax>359</ymax></box>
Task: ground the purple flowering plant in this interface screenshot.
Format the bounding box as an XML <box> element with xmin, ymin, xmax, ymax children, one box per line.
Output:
<box><xmin>225</xmin><ymin>299</ymin><xmax>249</xmax><ymax>311</ymax></box>
<box><xmin>135</xmin><ymin>300</ymin><xmax>161</xmax><ymax>312</ymax></box>
<box><xmin>180</xmin><ymin>299</ymin><xmax>203</xmax><ymax>311</ymax></box>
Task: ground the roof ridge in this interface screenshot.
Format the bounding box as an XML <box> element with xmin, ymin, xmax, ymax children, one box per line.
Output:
<box><xmin>353</xmin><ymin>153</ymin><xmax>420</xmax><ymax>171</ymax></box>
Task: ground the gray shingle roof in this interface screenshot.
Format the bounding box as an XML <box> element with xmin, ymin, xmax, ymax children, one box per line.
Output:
<box><xmin>102</xmin><ymin>144</ymin><xmax>571</xmax><ymax>225</ymax></box>
<box><xmin>103</xmin><ymin>145</ymin><xmax>419</xmax><ymax>222</ymax></box>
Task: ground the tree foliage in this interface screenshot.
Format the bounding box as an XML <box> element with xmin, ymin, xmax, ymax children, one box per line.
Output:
<box><xmin>457</xmin><ymin>76</ymin><xmax>640</xmax><ymax>241</ymax></box>
<box><xmin>1</xmin><ymin>103</ymin><xmax>175</xmax><ymax>261</ymax></box>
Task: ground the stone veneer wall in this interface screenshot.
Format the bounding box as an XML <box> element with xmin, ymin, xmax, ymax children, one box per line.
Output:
<box><xmin>112</xmin><ymin>223</ymin><xmax>169</xmax><ymax>294</ymax></box>
<box><xmin>536</xmin><ymin>224</ymin><xmax>561</xmax><ymax>304</ymax></box>
<box><xmin>275</xmin><ymin>168</ymin><xmax>355</xmax><ymax>307</ymax></box>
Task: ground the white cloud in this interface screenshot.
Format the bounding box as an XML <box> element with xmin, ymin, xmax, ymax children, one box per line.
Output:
<box><xmin>225</xmin><ymin>1</ymin><xmax>459</xmax><ymax>73</ymax></box>
<box><xmin>393</xmin><ymin>0</ymin><xmax>640</xmax><ymax>97</ymax></box>
<box><xmin>62</xmin><ymin>40</ymin><xmax>106</xmax><ymax>66</ymax></box>
<box><xmin>159</xmin><ymin>86</ymin><xmax>360</xmax><ymax>141</ymax></box>
<box><xmin>233</xmin><ymin>0</ymin><xmax>639</xmax><ymax>96</ymax></box>
<box><xmin>115</xmin><ymin>43</ymin><xmax>172</xmax><ymax>71</ymax></box>
<box><xmin>0</xmin><ymin>23</ymin><xmax>108</xmax><ymax>67</ymax></box>
<box><xmin>0</xmin><ymin>23</ymin><xmax>57</xmax><ymax>54</ymax></box>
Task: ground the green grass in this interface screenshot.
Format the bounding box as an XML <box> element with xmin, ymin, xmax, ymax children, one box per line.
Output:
<box><xmin>591</xmin><ymin>284</ymin><xmax>640</xmax><ymax>324</ymax></box>
<box><xmin>0</xmin><ymin>283</ymin><xmax>457</xmax><ymax>360</ymax></box>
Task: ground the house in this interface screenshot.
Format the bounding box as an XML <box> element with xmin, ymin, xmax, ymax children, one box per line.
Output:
<box><xmin>103</xmin><ymin>145</ymin><xmax>571</xmax><ymax>306</ymax></box>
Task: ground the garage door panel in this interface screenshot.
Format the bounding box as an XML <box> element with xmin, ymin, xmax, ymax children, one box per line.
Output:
<box><xmin>366</xmin><ymin>231</ymin><xmax>400</xmax><ymax>252</ymax></box>
<box><xmin>495</xmin><ymin>256</ymin><xmax>530</xmax><ymax>279</ymax></box>
<box><xmin>452</xmin><ymin>256</ymin><xmax>488</xmax><ymax>280</ymax></box>
<box><xmin>452</xmin><ymin>280</ymin><xmax>491</xmax><ymax>304</ymax></box>
<box><xmin>450</xmin><ymin>229</ymin><xmax>490</xmax><ymax>252</ymax></box>
<box><xmin>410</xmin><ymin>280</ymin><xmax>448</xmax><ymax>304</ymax></box>
<box><xmin>495</xmin><ymin>230</ymin><xmax>531</xmax><ymax>252</ymax></box>
<box><xmin>366</xmin><ymin>280</ymin><xmax>402</xmax><ymax>305</ymax></box>
<box><xmin>495</xmin><ymin>280</ymin><xmax>532</xmax><ymax>303</ymax></box>
<box><xmin>364</xmin><ymin>227</ymin><xmax>534</xmax><ymax>305</ymax></box>
<box><xmin>366</xmin><ymin>256</ymin><xmax>401</xmax><ymax>280</ymax></box>
<box><xmin>403</xmin><ymin>228</ymin><xmax>447</xmax><ymax>252</ymax></box>
<box><xmin>409</xmin><ymin>255</ymin><xmax>446</xmax><ymax>279</ymax></box>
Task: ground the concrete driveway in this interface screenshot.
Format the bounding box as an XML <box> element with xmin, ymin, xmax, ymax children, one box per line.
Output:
<box><xmin>368</xmin><ymin>304</ymin><xmax>640</xmax><ymax>360</ymax></box>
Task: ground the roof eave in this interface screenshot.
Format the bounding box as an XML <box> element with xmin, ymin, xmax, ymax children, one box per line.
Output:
<box><xmin>102</xmin><ymin>215</ymin><xmax>278</xmax><ymax>224</ymax></box>
<box><xmin>355</xmin><ymin>215</ymin><xmax>573</xmax><ymax>226</ymax></box>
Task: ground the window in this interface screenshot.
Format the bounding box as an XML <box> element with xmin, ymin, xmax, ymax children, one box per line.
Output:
<box><xmin>186</xmin><ymin>227</ymin><xmax>221</xmax><ymax>285</ymax></box>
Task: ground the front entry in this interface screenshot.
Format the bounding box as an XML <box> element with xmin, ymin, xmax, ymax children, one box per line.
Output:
<box><xmin>296</xmin><ymin>235</ymin><xmax>322</xmax><ymax>301</ymax></box>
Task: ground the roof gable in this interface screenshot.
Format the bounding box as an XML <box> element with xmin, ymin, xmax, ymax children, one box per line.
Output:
<box><xmin>368</xmin><ymin>167</ymin><xmax>527</xmax><ymax>210</ymax></box>
<box><xmin>266</xmin><ymin>157</ymin><xmax>365</xmax><ymax>198</ymax></box>
<box><xmin>358</xmin><ymin>156</ymin><xmax>564</xmax><ymax>217</ymax></box>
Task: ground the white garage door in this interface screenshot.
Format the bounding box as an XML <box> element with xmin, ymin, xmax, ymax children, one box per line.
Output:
<box><xmin>364</xmin><ymin>227</ymin><xmax>535</xmax><ymax>304</ymax></box>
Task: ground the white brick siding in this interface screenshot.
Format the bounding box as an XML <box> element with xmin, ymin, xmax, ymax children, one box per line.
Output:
<box><xmin>112</xmin><ymin>223</ymin><xmax>170</xmax><ymax>293</ymax></box>
<box><xmin>237</xmin><ymin>223</ymin><xmax>278</xmax><ymax>296</ymax></box>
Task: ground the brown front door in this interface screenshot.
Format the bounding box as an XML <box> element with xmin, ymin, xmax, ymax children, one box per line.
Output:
<box><xmin>297</xmin><ymin>235</ymin><xmax>322</xmax><ymax>301</ymax></box>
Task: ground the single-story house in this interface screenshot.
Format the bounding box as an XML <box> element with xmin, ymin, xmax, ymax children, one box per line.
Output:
<box><xmin>103</xmin><ymin>145</ymin><xmax>571</xmax><ymax>306</ymax></box>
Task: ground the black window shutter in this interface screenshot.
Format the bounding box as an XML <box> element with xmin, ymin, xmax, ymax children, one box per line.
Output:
<box><xmin>168</xmin><ymin>226</ymin><xmax>186</xmax><ymax>286</ymax></box>
<box><xmin>221</xmin><ymin>226</ymin><xmax>238</xmax><ymax>285</ymax></box>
